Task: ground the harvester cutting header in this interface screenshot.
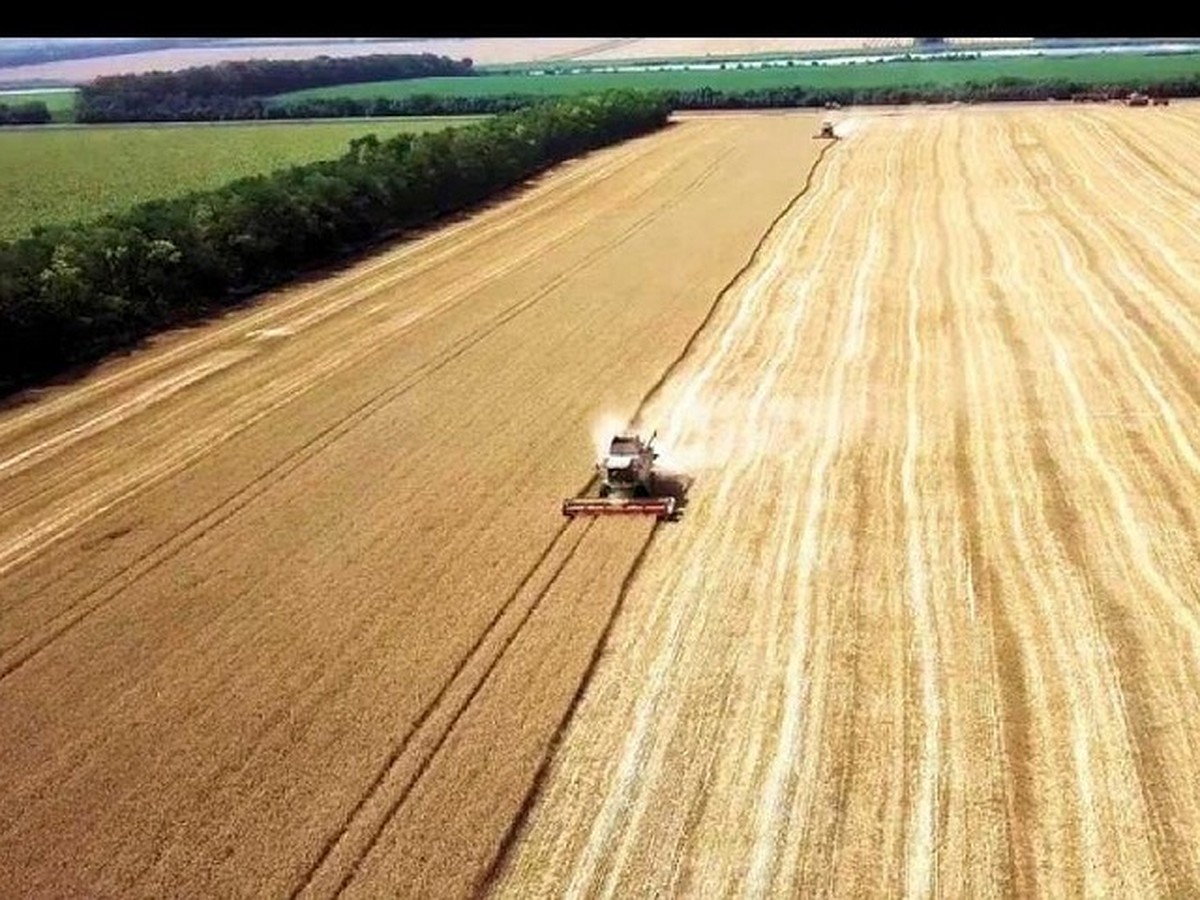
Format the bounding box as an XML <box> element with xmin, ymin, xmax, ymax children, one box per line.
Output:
<box><xmin>563</xmin><ymin>430</ymin><xmax>678</xmax><ymax>520</ymax></box>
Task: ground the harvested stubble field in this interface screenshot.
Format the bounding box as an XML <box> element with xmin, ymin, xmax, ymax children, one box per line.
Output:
<box><xmin>3</xmin><ymin>101</ymin><xmax>1200</xmax><ymax>898</ymax></box>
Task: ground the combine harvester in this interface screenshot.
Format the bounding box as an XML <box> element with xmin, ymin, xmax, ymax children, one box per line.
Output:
<box><xmin>563</xmin><ymin>431</ymin><xmax>677</xmax><ymax>521</ymax></box>
<box><xmin>814</xmin><ymin>120</ymin><xmax>837</xmax><ymax>139</ymax></box>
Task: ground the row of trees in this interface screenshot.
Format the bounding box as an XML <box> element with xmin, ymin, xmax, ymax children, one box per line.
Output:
<box><xmin>0</xmin><ymin>91</ymin><xmax>670</xmax><ymax>394</ymax></box>
<box><xmin>0</xmin><ymin>101</ymin><xmax>51</xmax><ymax>124</ymax></box>
<box><xmin>77</xmin><ymin>53</ymin><xmax>475</xmax><ymax>122</ymax></box>
<box><xmin>663</xmin><ymin>77</ymin><xmax>1200</xmax><ymax>108</ymax></box>
<box><xmin>269</xmin><ymin>94</ymin><xmax>534</xmax><ymax>118</ymax></box>
<box><xmin>75</xmin><ymin>72</ymin><xmax>1200</xmax><ymax>125</ymax></box>
<box><xmin>275</xmin><ymin>76</ymin><xmax>1200</xmax><ymax>118</ymax></box>
<box><xmin>67</xmin><ymin>92</ymin><xmax>535</xmax><ymax>124</ymax></box>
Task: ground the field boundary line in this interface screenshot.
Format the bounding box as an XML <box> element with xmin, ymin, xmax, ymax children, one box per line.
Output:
<box><xmin>630</xmin><ymin>137</ymin><xmax>837</xmax><ymax>429</ymax></box>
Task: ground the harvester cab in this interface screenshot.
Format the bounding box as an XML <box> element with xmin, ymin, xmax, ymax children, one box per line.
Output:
<box><xmin>562</xmin><ymin>429</ymin><xmax>678</xmax><ymax>520</ymax></box>
<box><xmin>600</xmin><ymin>431</ymin><xmax>658</xmax><ymax>498</ymax></box>
<box><xmin>815</xmin><ymin>120</ymin><xmax>837</xmax><ymax>139</ymax></box>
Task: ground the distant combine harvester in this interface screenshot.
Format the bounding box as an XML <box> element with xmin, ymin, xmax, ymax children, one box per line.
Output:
<box><xmin>1070</xmin><ymin>90</ymin><xmax>1171</xmax><ymax>106</ymax></box>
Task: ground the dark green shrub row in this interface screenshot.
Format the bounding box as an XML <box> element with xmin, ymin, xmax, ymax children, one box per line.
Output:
<box><xmin>0</xmin><ymin>101</ymin><xmax>51</xmax><ymax>125</ymax></box>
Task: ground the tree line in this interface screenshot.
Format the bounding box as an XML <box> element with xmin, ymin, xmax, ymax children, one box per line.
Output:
<box><xmin>267</xmin><ymin>75</ymin><xmax>1200</xmax><ymax>119</ymax></box>
<box><xmin>0</xmin><ymin>101</ymin><xmax>51</xmax><ymax>124</ymax></box>
<box><xmin>66</xmin><ymin>92</ymin><xmax>534</xmax><ymax>124</ymax></box>
<box><xmin>76</xmin><ymin>53</ymin><xmax>475</xmax><ymax>123</ymax></box>
<box><xmin>0</xmin><ymin>91</ymin><xmax>669</xmax><ymax>394</ymax></box>
<box><xmin>660</xmin><ymin>76</ymin><xmax>1200</xmax><ymax>108</ymax></box>
<box><xmin>70</xmin><ymin>71</ymin><xmax>1200</xmax><ymax>125</ymax></box>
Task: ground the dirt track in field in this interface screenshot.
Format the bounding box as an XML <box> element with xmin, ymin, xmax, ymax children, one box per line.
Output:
<box><xmin>5</xmin><ymin>103</ymin><xmax>1200</xmax><ymax>898</ymax></box>
<box><xmin>0</xmin><ymin>114</ymin><xmax>820</xmax><ymax>897</ymax></box>
<box><xmin>491</xmin><ymin>103</ymin><xmax>1200</xmax><ymax>897</ymax></box>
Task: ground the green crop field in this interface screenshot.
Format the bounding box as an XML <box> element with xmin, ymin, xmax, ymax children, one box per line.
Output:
<box><xmin>0</xmin><ymin>116</ymin><xmax>483</xmax><ymax>242</ymax></box>
<box><xmin>275</xmin><ymin>52</ymin><xmax>1200</xmax><ymax>103</ymax></box>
